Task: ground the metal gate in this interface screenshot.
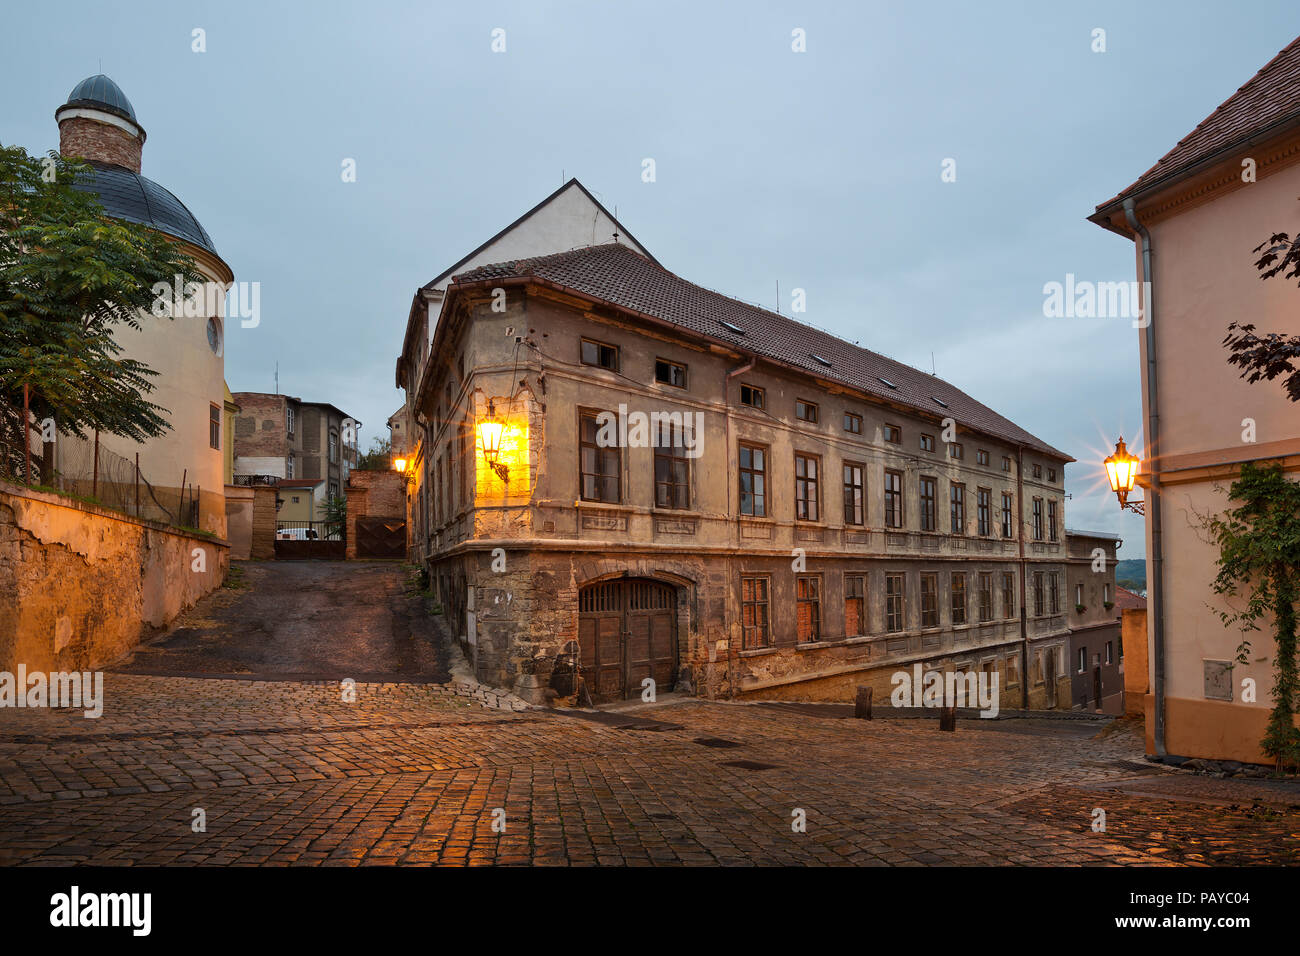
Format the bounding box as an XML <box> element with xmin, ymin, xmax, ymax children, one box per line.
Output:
<box><xmin>577</xmin><ymin>578</ymin><xmax>677</xmax><ymax>703</ymax></box>
<box><xmin>355</xmin><ymin>516</ymin><xmax>406</xmax><ymax>559</ymax></box>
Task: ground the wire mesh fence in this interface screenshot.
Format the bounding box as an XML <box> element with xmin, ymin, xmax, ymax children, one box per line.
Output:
<box><xmin>2</xmin><ymin>424</ymin><xmax>202</xmax><ymax>530</ymax></box>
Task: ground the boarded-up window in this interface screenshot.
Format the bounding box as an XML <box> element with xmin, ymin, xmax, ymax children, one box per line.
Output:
<box><xmin>845</xmin><ymin>574</ymin><xmax>866</xmax><ymax>636</ymax></box>
<box><xmin>796</xmin><ymin>575</ymin><xmax>821</xmax><ymax>642</ymax></box>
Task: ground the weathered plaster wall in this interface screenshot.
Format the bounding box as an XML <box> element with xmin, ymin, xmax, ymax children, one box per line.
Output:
<box><xmin>224</xmin><ymin>484</ymin><xmax>254</xmax><ymax>560</ymax></box>
<box><xmin>0</xmin><ymin>482</ymin><xmax>228</xmax><ymax>672</ymax></box>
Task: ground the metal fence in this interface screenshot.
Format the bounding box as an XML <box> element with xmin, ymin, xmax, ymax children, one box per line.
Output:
<box><xmin>3</xmin><ymin>426</ymin><xmax>202</xmax><ymax>530</ymax></box>
<box><xmin>275</xmin><ymin>520</ymin><xmax>344</xmax><ymax>542</ymax></box>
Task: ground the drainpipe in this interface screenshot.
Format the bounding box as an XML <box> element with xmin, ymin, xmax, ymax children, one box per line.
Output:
<box><xmin>1017</xmin><ymin>445</ymin><xmax>1029</xmax><ymax>711</ymax></box>
<box><xmin>1123</xmin><ymin>197</ymin><xmax>1167</xmax><ymax>758</ymax></box>
<box><xmin>723</xmin><ymin>357</ymin><xmax>756</xmax><ymax>699</ymax></box>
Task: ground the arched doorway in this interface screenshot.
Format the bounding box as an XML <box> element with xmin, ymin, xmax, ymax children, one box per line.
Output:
<box><xmin>577</xmin><ymin>578</ymin><xmax>678</xmax><ymax>703</ymax></box>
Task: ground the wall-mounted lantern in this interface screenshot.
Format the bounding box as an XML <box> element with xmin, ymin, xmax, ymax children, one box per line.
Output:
<box><xmin>392</xmin><ymin>457</ymin><xmax>407</xmax><ymax>474</ymax></box>
<box><xmin>1104</xmin><ymin>436</ymin><xmax>1144</xmax><ymax>515</ymax></box>
<box><xmin>477</xmin><ymin>400</ymin><xmax>509</xmax><ymax>482</ymax></box>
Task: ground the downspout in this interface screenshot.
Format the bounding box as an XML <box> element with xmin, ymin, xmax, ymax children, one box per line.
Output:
<box><xmin>1017</xmin><ymin>445</ymin><xmax>1029</xmax><ymax>711</ymax></box>
<box><xmin>723</xmin><ymin>357</ymin><xmax>757</xmax><ymax>700</ymax></box>
<box><xmin>1123</xmin><ymin>197</ymin><xmax>1167</xmax><ymax>757</ymax></box>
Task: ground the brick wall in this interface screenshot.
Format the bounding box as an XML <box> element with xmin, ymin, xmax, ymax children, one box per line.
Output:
<box><xmin>58</xmin><ymin>116</ymin><xmax>142</xmax><ymax>173</ymax></box>
<box><xmin>348</xmin><ymin>469</ymin><xmax>405</xmax><ymax>517</ymax></box>
<box><xmin>250</xmin><ymin>485</ymin><xmax>277</xmax><ymax>560</ymax></box>
<box><xmin>231</xmin><ymin>392</ymin><xmax>288</xmax><ymax>460</ymax></box>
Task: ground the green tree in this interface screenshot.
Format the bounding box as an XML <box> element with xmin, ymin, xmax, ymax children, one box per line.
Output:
<box><xmin>1210</xmin><ymin>461</ymin><xmax>1300</xmax><ymax>770</ymax></box>
<box><xmin>0</xmin><ymin>145</ymin><xmax>203</xmax><ymax>480</ymax></box>
<box><xmin>357</xmin><ymin>436</ymin><xmax>393</xmax><ymax>470</ymax></box>
<box><xmin>316</xmin><ymin>494</ymin><xmax>347</xmax><ymax>541</ymax></box>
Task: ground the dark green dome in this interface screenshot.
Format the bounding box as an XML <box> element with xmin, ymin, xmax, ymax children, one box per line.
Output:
<box><xmin>64</xmin><ymin>74</ymin><xmax>138</xmax><ymax>124</ymax></box>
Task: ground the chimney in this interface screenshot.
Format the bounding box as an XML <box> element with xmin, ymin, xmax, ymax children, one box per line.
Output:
<box><xmin>55</xmin><ymin>74</ymin><xmax>146</xmax><ymax>173</ymax></box>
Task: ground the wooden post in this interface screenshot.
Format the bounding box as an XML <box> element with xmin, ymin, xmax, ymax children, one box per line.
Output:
<box><xmin>92</xmin><ymin>429</ymin><xmax>99</xmax><ymax>498</ymax></box>
<box><xmin>179</xmin><ymin>469</ymin><xmax>187</xmax><ymax>525</ymax></box>
<box><xmin>854</xmin><ymin>685</ymin><xmax>873</xmax><ymax>719</ymax></box>
<box><xmin>135</xmin><ymin>453</ymin><xmax>140</xmax><ymax>516</ymax></box>
<box><xmin>22</xmin><ymin>383</ymin><xmax>31</xmax><ymax>484</ymax></box>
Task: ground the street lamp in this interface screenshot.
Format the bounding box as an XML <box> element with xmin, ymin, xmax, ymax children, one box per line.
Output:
<box><xmin>1104</xmin><ymin>436</ymin><xmax>1144</xmax><ymax>515</ymax></box>
<box><xmin>477</xmin><ymin>400</ymin><xmax>508</xmax><ymax>482</ymax></box>
<box><xmin>392</xmin><ymin>457</ymin><xmax>406</xmax><ymax>474</ymax></box>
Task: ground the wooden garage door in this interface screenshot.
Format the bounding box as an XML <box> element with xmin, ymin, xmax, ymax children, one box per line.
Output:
<box><xmin>578</xmin><ymin>579</ymin><xmax>677</xmax><ymax>703</ymax></box>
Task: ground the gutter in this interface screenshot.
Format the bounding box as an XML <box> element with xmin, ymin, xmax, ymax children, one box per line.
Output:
<box><xmin>1122</xmin><ymin>198</ymin><xmax>1167</xmax><ymax>758</ymax></box>
<box><xmin>724</xmin><ymin>356</ymin><xmax>756</xmax><ymax>699</ymax></box>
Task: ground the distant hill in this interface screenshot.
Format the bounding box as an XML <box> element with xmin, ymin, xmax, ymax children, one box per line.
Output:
<box><xmin>1115</xmin><ymin>559</ymin><xmax>1146</xmax><ymax>590</ymax></box>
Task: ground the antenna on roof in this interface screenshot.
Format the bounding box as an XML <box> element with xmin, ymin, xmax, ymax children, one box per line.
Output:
<box><xmin>613</xmin><ymin>205</ymin><xmax>619</xmax><ymax>243</ymax></box>
<box><xmin>274</xmin><ymin>361</ymin><xmax>279</xmax><ymax>396</ymax></box>
<box><xmin>931</xmin><ymin>352</ymin><xmax>936</xmax><ymax>375</ymax></box>
<box><xmin>775</xmin><ymin>280</ymin><xmax>780</xmax><ymax>314</ymax></box>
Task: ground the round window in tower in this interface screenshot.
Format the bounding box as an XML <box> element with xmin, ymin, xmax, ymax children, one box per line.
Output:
<box><xmin>206</xmin><ymin>317</ymin><xmax>223</xmax><ymax>356</ymax></box>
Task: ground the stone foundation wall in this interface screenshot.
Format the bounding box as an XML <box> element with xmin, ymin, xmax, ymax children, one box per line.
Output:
<box><xmin>0</xmin><ymin>482</ymin><xmax>229</xmax><ymax>673</ymax></box>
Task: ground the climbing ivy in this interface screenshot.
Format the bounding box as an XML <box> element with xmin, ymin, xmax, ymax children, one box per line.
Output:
<box><xmin>1209</xmin><ymin>461</ymin><xmax>1300</xmax><ymax>769</ymax></box>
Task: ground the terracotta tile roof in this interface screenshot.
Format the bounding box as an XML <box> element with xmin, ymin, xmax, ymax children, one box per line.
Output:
<box><xmin>1098</xmin><ymin>35</ymin><xmax>1300</xmax><ymax>207</ymax></box>
<box><xmin>454</xmin><ymin>243</ymin><xmax>1071</xmax><ymax>459</ymax></box>
<box><xmin>1114</xmin><ymin>586</ymin><xmax>1146</xmax><ymax>611</ymax></box>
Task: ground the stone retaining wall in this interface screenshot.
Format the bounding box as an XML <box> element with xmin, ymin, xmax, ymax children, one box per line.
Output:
<box><xmin>0</xmin><ymin>481</ymin><xmax>229</xmax><ymax>672</ymax></box>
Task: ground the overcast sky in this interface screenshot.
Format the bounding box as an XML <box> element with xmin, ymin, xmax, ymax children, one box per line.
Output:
<box><xmin>6</xmin><ymin>1</ymin><xmax>1299</xmax><ymax>558</ymax></box>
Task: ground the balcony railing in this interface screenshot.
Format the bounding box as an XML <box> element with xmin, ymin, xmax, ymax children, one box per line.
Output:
<box><xmin>233</xmin><ymin>474</ymin><xmax>279</xmax><ymax>487</ymax></box>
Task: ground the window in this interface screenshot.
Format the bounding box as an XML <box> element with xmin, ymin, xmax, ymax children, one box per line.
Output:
<box><xmin>920</xmin><ymin>573</ymin><xmax>939</xmax><ymax>628</ymax></box>
<box><xmin>977</xmin><ymin>488</ymin><xmax>992</xmax><ymax>536</ymax></box>
<box><xmin>845</xmin><ymin>575</ymin><xmax>866</xmax><ymax>636</ymax></box>
<box><xmin>291</xmin><ymin>495</ymin><xmax>300</xmax><ymax>504</ymax></box>
<box><xmin>795</xmin><ymin>399</ymin><xmax>819</xmax><ymax>423</ymax></box>
<box><xmin>581</xmin><ymin>338</ymin><xmax>619</xmax><ymax>371</ymax></box>
<box><xmin>1002</xmin><ymin>492</ymin><xmax>1014</xmax><ymax>538</ymax></box>
<box><xmin>950</xmin><ymin>482</ymin><xmax>965</xmax><ymax>534</ymax></box>
<box><xmin>286</xmin><ymin>404</ymin><xmax>295</xmax><ymax>435</ymax></box>
<box><xmin>654</xmin><ymin>422</ymin><xmax>690</xmax><ymax>509</ymax></box>
<box><xmin>842</xmin><ymin>463</ymin><xmax>864</xmax><ymax>525</ymax></box>
<box><xmin>580</xmin><ymin>411</ymin><xmax>621</xmax><ymax>502</ymax></box>
<box><xmin>886</xmin><ymin>573</ymin><xmax>905</xmax><ymax>632</ymax></box>
<box><xmin>949</xmin><ymin>442</ymin><xmax>963</xmax><ymax>460</ymax></box>
<box><xmin>739</xmin><ymin>444</ymin><xmax>767</xmax><ymax>516</ymax></box>
<box><xmin>920</xmin><ymin>433</ymin><xmax>935</xmax><ymax>452</ymax></box>
<box><xmin>884</xmin><ymin>470</ymin><xmax>903</xmax><ymax>528</ymax></box>
<box><xmin>1006</xmin><ymin>654</ymin><xmax>1021</xmax><ymax>686</ymax></box>
<box><xmin>1033</xmin><ymin>572</ymin><xmax>1045</xmax><ymax>616</ymax></box>
<box><xmin>951</xmin><ymin>572</ymin><xmax>967</xmax><ymax>625</ymax></box>
<box><xmin>740</xmin><ymin>384</ymin><xmax>765</xmax><ymax>409</ymax></box>
<box><xmin>843</xmin><ymin>412</ymin><xmax>862</xmax><ymax>434</ymax></box>
<box><xmin>1104</xmin><ymin>583</ymin><xmax>1111</xmax><ymax>604</ymax></box>
<box><xmin>884</xmin><ymin>424</ymin><xmax>902</xmax><ymax>444</ymax></box>
<box><xmin>795</xmin><ymin>453</ymin><xmax>820</xmax><ymax>521</ymax></box>
<box><xmin>1032</xmin><ymin>498</ymin><xmax>1044</xmax><ymax>540</ymax></box>
<box><xmin>654</xmin><ymin>358</ymin><xmax>687</xmax><ymax>388</ymax></box>
<box><xmin>1078</xmin><ymin>647</ymin><xmax>1088</xmax><ymax>673</ymax></box>
<box><xmin>1002</xmin><ymin>572</ymin><xmax>1016</xmax><ymax>618</ymax></box>
<box><xmin>1048</xmin><ymin>467</ymin><xmax>1057</xmax><ymax>482</ymax></box>
<box><xmin>209</xmin><ymin>403</ymin><xmax>221</xmax><ymax>450</ymax></box>
<box><xmin>977</xmin><ymin>449</ymin><xmax>989</xmax><ymax>466</ymax></box>
<box><xmin>328</xmin><ymin>431</ymin><xmax>338</xmax><ymax>463</ymax></box>
<box><xmin>1049</xmin><ymin>572</ymin><xmax>1060</xmax><ymax>614</ymax></box>
<box><xmin>919</xmin><ymin>476</ymin><xmax>937</xmax><ymax>531</ymax></box>
<box><xmin>286</xmin><ymin>456</ymin><xmax>294</xmax><ymax>479</ymax></box>
<box><xmin>979</xmin><ymin>572</ymin><xmax>994</xmax><ymax>622</ymax></box>
<box><xmin>1002</xmin><ymin>456</ymin><xmax>1012</xmax><ymax>473</ymax></box>
<box><xmin>1076</xmin><ymin>583</ymin><xmax>1084</xmax><ymax>607</ymax></box>
<box><xmin>1032</xmin><ymin>463</ymin><xmax>1042</xmax><ymax>479</ymax></box>
<box><xmin>796</xmin><ymin>575</ymin><xmax>821</xmax><ymax>642</ymax></box>
<box><xmin>1048</xmin><ymin>500</ymin><xmax>1058</xmax><ymax>542</ymax></box>
<box><xmin>1105</xmin><ymin>641</ymin><xmax>1114</xmax><ymax>665</ymax></box>
<box><xmin>741</xmin><ymin>576</ymin><xmax>771</xmax><ymax>649</ymax></box>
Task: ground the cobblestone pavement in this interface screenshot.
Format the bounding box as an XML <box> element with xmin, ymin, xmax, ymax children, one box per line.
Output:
<box><xmin>3</xmin><ymin>675</ymin><xmax>1299</xmax><ymax>865</ymax></box>
<box><xmin>5</xmin><ymin>562</ymin><xmax>1297</xmax><ymax>866</ymax></box>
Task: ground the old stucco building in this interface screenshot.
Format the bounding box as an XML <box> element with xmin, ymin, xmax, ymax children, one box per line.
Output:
<box><xmin>231</xmin><ymin>392</ymin><xmax>358</xmax><ymax>504</ymax></box>
<box><xmin>49</xmin><ymin>74</ymin><xmax>234</xmax><ymax>534</ymax></box>
<box><xmin>1090</xmin><ymin>35</ymin><xmax>1300</xmax><ymax>763</ymax></box>
<box><xmin>1065</xmin><ymin>530</ymin><xmax>1124</xmax><ymax>713</ymax></box>
<box><xmin>397</xmin><ymin>188</ymin><xmax>1074</xmax><ymax>707</ymax></box>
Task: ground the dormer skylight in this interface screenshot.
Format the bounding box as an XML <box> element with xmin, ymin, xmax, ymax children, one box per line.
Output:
<box><xmin>719</xmin><ymin>320</ymin><xmax>746</xmax><ymax>335</ymax></box>
<box><xmin>810</xmin><ymin>353</ymin><xmax>831</xmax><ymax>367</ymax></box>
<box><xmin>932</xmin><ymin>397</ymin><xmax>949</xmax><ymax>408</ymax></box>
<box><xmin>878</xmin><ymin>377</ymin><xmax>898</xmax><ymax>389</ymax></box>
